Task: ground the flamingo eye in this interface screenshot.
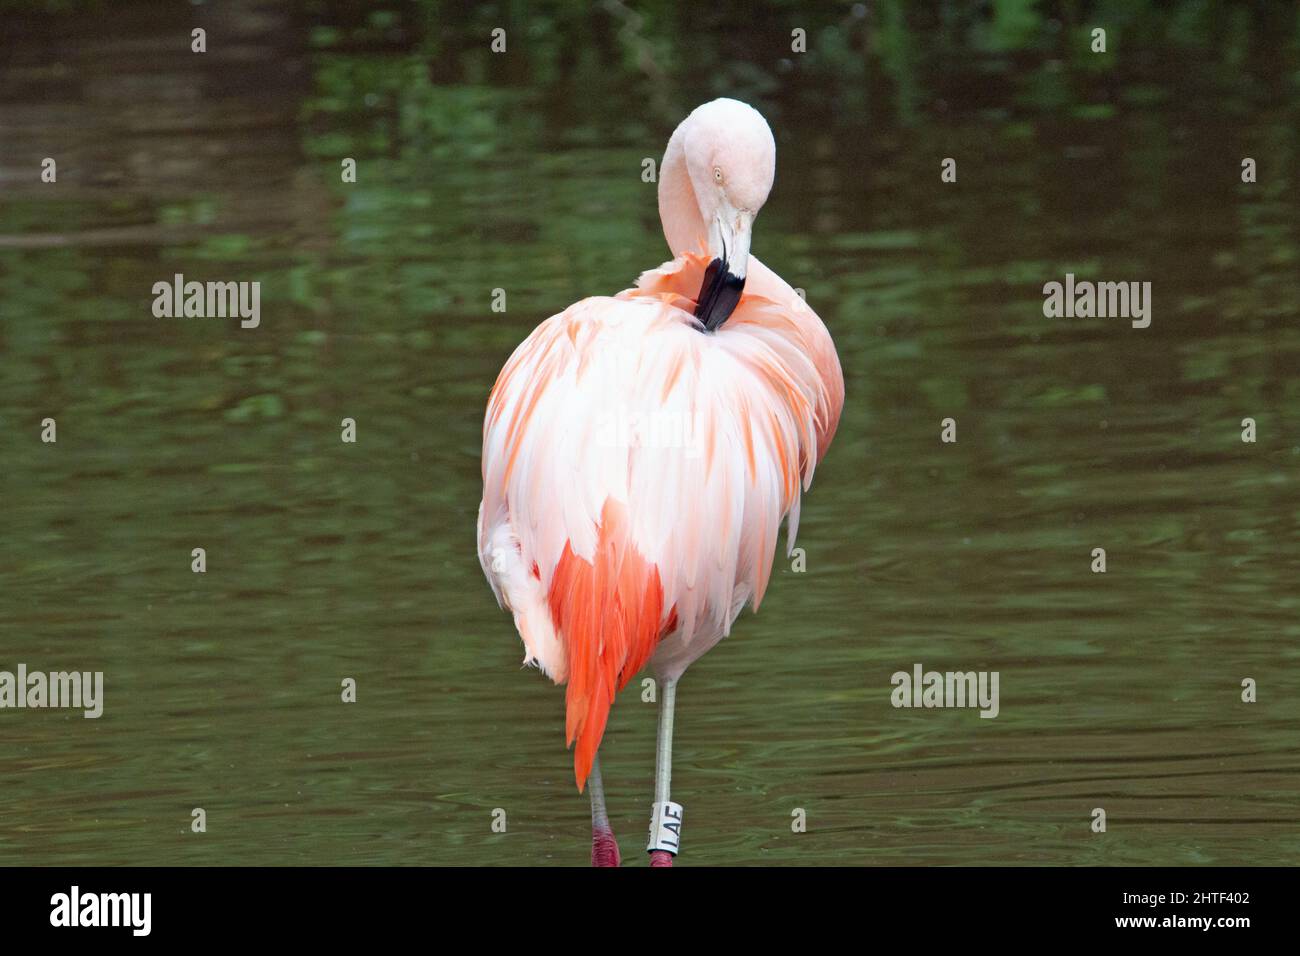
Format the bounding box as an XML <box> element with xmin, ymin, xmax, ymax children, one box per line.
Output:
<box><xmin>713</xmin><ymin>166</ymin><xmax>723</xmax><ymax>183</ymax></box>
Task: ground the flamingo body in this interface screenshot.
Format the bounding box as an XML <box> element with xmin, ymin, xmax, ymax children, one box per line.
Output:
<box><xmin>478</xmin><ymin>99</ymin><xmax>844</xmax><ymax>799</ymax></box>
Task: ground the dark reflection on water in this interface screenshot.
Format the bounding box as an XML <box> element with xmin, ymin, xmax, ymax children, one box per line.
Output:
<box><xmin>1</xmin><ymin>1</ymin><xmax>1298</xmax><ymax>865</ymax></box>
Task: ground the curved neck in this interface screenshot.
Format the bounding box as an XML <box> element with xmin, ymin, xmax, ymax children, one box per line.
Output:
<box><xmin>657</xmin><ymin>122</ymin><xmax>707</xmax><ymax>257</ymax></box>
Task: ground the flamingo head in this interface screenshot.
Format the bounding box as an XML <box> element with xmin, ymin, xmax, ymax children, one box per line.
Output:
<box><xmin>681</xmin><ymin>98</ymin><xmax>776</xmax><ymax>330</ymax></box>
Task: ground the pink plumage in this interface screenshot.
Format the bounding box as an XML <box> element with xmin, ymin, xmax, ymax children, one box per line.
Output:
<box><xmin>478</xmin><ymin>99</ymin><xmax>844</xmax><ymax>862</ymax></box>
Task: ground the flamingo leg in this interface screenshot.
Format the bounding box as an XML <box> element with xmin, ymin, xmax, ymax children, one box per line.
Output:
<box><xmin>648</xmin><ymin>677</ymin><xmax>679</xmax><ymax>867</ymax></box>
<box><xmin>589</xmin><ymin>753</ymin><xmax>621</xmax><ymax>867</ymax></box>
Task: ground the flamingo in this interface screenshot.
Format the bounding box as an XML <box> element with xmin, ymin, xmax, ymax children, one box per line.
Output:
<box><xmin>478</xmin><ymin>98</ymin><xmax>844</xmax><ymax>866</ymax></box>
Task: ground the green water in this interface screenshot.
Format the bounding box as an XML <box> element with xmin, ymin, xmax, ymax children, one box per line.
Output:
<box><xmin>1</xmin><ymin>1</ymin><xmax>1298</xmax><ymax>866</ymax></box>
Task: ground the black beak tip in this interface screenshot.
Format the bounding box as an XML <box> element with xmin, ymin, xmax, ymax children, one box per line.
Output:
<box><xmin>694</xmin><ymin>257</ymin><xmax>745</xmax><ymax>332</ymax></box>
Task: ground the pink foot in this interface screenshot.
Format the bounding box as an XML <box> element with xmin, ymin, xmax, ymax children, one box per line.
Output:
<box><xmin>648</xmin><ymin>850</ymin><xmax>674</xmax><ymax>867</ymax></box>
<box><xmin>592</xmin><ymin>827</ymin><xmax>621</xmax><ymax>867</ymax></box>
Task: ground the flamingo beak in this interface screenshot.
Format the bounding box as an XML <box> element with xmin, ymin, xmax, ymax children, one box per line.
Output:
<box><xmin>695</xmin><ymin>209</ymin><xmax>752</xmax><ymax>332</ymax></box>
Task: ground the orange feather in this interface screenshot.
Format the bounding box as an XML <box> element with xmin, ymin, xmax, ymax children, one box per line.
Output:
<box><xmin>547</xmin><ymin>499</ymin><xmax>668</xmax><ymax>791</ymax></box>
